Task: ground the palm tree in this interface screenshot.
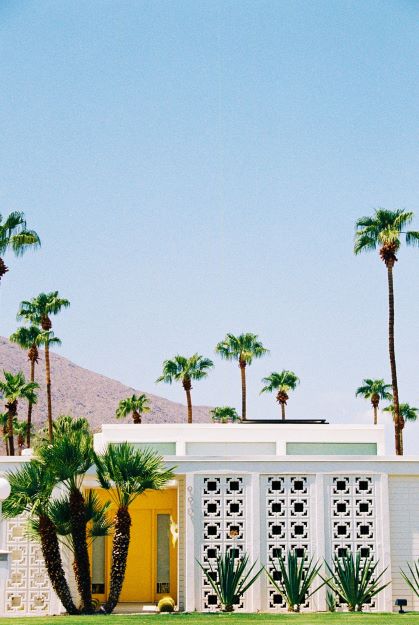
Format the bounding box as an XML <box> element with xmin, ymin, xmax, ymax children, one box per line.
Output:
<box><xmin>156</xmin><ymin>354</ymin><xmax>214</xmax><ymax>423</ymax></box>
<box><xmin>14</xmin><ymin>420</ymin><xmax>32</xmax><ymax>455</ymax></box>
<box><xmin>2</xmin><ymin>462</ymin><xmax>79</xmax><ymax>614</ymax></box>
<box><xmin>17</xmin><ymin>292</ymin><xmax>70</xmax><ymax>441</ymax></box>
<box><xmin>0</xmin><ymin>211</ymin><xmax>40</xmax><ymax>282</ymax></box>
<box><xmin>215</xmin><ymin>333</ymin><xmax>269</xmax><ymax>421</ymax></box>
<box><xmin>37</xmin><ymin>418</ymin><xmax>95</xmax><ymax>613</ymax></box>
<box><xmin>260</xmin><ymin>370</ymin><xmax>300</xmax><ymax>420</ymax></box>
<box><xmin>116</xmin><ymin>394</ymin><xmax>150</xmax><ymax>424</ymax></box>
<box><xmin>9</xmin><ymin>325</ymin><xmax>44</xmax><ymax>447</ymax></box>
<box><xmin>355</xmin><ymin>379</ymin><xmax>393</xmax><ymax>425</ymax></box>
<box><xmin>384</xmin><ymin>402</ymin><xmax>419</xmax><ymax>424</ymax></box>
<box><xmin>94</xmin><ymin>443</ymin><xmax>174</xmax><ymax>613</ymax></box>
<box><xmin>211</xmin><ymin>406</ymin><xmax>240</xmax><ymax>423</ymax></box>
<box><xmin>0</xmin><ymin>371</ymin><xmax>38</xmax><ymax>456</ymax></box>
<box><xmin>355</xmin><ymin>209</ymin><xmax>419</xmax><ymax>455</ymax></box>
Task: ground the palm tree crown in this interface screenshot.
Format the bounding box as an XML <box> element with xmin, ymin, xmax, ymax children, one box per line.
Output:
<box><xmin>10</xmin><ymin>325</ymin><xmax>43</xmax><ymax>359</ymax></box>
<box><xmin>210</xmin><ymin>406</ymin><xmax>240</xmax><ymax>423</ymax></box>
<box><xmin>116</xmin><ymin>394</ymin><xmax>150</xmax><ymax>424</ymax></box>
<box><xmin>356</xmin><ymin>378</ymin><xmax>392</xmax><ymax>425</ymax></box>
<box><xmin>354</xmin><ymin>209</ymin><xmax>419</xmax><ymax>263</ymax></box>
<box><xmin>157</xmin><ymin>354</ymin><xmax>214</xmax><ymax>385</ymax></box>
<box><xmin>215</xmin><ymin>333</ymin><xmax>269</xmax><ymax>365</ymax></box>
<box><xmin>384</xmin><ymin>403</ymin><xmax>419</xmax><ymax>423</ymax></box>
<box><xmin>0</xmin><ymin>212</ymin><xmax>40</xmax><ymax>280</ymax></box>
<box><xmin>156</xmin><ymin>354</ymin><xmax>213</xmax><ymax>424</ymax></box>
<box><xmin>261</xmin><ymin>370</ymin><xmax>299</xmax><ymax>420</ymax></box>
<box><xmin>17</xmin><ymin>291</ymin><xmax>70</xmax><ymax>329</ymax></box>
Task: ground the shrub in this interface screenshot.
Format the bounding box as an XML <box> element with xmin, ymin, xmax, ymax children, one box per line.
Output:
<box><xmin>265</xmin><ymin>550</ymin><xmax>322</xmax><ymax>612</ymax></box>
<box><xmin>401</xmin><ymin>559</ymin><xmax>419</xmax><ymax>598</ymax></box>
<box><xmin>198</xmin><ymin>550</ymin><xmax>262</xmax><ymax>612</ymax></box>
<box><xmin>323</xmin><ymin>551</ymin><xmax>389</xmax><ymax>612</ymax></box>
<box><xmin>158</xmin><ymin>597</ymin><xmax>175</xmax><ymax>613</ymax></box>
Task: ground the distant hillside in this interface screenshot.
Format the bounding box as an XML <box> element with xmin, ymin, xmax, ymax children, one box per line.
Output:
<box><xmin>0</xmin><ymin>337</ymin><xmax>212</xmax><ymax>431</ymax></box>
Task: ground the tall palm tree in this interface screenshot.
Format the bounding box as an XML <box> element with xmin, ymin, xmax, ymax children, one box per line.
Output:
<box><xmin>37</xmin><ymin>418</ymin><xmax>95</xmax><ymax>613</ymax></box>
<box><xmin>0</xmin><ymin>211</ymin><xmax>40</xmax><ymax>282</ymax></box>
<box><xmin>215</xmin><ymin>333</ymin><xmax>269</xmax><ymax>420</ymax></box>
<box><xmin>384</xmin><ymin>402</ymin><xmax>419</xmax><ymax>424</ymax></box>
<box><xmin>9</xmin><ymin>325</ymin><xmax>44</xmax><ymax>447</ymax></box>
<box><xmin>17</xmin><ymin>292</ymin><xmax>70</xmax><ymax>441</ymax></box>
<box><xmin>355</xmin><ymin>209</ymin><xmax>419</xmax><ymax>455</ymax></box>
<box><xmin>2</xmin><ymin>462</ymin><xmax>79</xmax><ymax>614</ymax></box>
<box><xmin>260</xmin><ymin>370</ymin><xmax>300</xmax><ymax>420</ymax></box>
<box><xmin>94</xmin><ymin>443</ymin><xmax>174</xmax><ymax>613</ymax></box>
<box><xmin>355</xmin><ymin>379</ymin><xmax>393</xmax><ymax>425</ymax></box>
<box><xmin>115</xmin><ymin>393</ymin><xmax>150</xmax><ymax>424</ymax></box>
<box><xmin>156</xmin><ymin>354</ymin><xmax>214</xmax><ymax>423</ymax></box>
<box><xmin>0</xmin><ymin>371</ymin><xmax>38</xmax><ymax>456</ymax></box>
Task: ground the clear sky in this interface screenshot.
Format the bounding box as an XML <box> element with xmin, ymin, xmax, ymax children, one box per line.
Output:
<box><xmin>1</xmin><ymin>1</ymin><xmax>419</xmax><ymax>453</ymax></box>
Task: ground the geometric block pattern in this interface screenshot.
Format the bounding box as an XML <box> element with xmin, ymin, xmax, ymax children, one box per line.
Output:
<box><xmin>330</xmin><ymin>475</ymin><xmax>377</xmax><ymax>610</ymax></box>
<box><xmin>4</xmin><ymin>514</ymin><xmax>51</xmax><ymax>615</ymax></box>
<box><xmin>262</xmin><ymin>475</ymin><xmax>312</xmax><ymax>611</ymax></box>
<box><xmin>199</xmin><ymin>476</ymin><xmax>246</xmax><ymax>611</ymax></box>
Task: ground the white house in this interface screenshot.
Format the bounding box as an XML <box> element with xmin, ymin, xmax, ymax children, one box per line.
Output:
<box><xmin>1</xmin><ymin>420</ymin><xmax>419</xmax><ymax>616</ymax></box>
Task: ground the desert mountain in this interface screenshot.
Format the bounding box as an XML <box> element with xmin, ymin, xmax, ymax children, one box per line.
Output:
<box><xmin>0</xmin><ymin>337</ymin><xmax>212</xmax><ymax>431</ymax></box>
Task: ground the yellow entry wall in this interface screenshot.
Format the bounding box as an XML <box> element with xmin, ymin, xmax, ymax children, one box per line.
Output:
<box><xmin>91</xmin><ymin>488</ymin><xmax>178</xmax><ymax>603</ymax></box>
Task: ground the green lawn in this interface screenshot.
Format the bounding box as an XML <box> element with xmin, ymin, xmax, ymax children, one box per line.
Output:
<box><xmin>0</xmin><ymin>614</ymin><xmax>418</xmax><ymax>625</ymax></box>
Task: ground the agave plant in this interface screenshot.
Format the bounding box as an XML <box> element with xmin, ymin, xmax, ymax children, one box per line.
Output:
<box><xmin>198</xmin><ymin>551</ymin><xmax>262</xmax><ymax>612</ymax></box>
<box><xmin>323</xmin><ymin>551</ymin><xmax>389</xmax><ymax>612</ymax></box>
<box><xmin>401</xmin><ymin>559</ymin><xmax>419</xmax><ymax>598</ymax></box>
<box><xmin>265</xmin><ymin>550</ymin><xmax>322</xmax><ymax>612</ymax></box>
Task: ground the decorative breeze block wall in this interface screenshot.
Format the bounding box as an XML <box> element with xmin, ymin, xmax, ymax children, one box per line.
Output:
<box><xmin>261</xmin><ymin>475</ymin><xmax>313</xmax><ymax>611</ymax></box>
<box><xmin>4</xmin><ymin>514</ymin><xmax>52</xmax><ymax>616</ymax></box>
<box><xmin>197</xmin><ymin>475</ymin><xmax>247</xmax><ymax>611</ymax></box>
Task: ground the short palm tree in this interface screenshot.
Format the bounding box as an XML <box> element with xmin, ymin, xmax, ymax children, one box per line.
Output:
<box><xmin>116</xmin><ymin>393</ymin><xmax>150</xmax><ymax>424</ymax></box>
<box><xmin>355</xmin><ymin>209</ymin><xmax>419</xmax><ymax>454</ymax></box>
<box><xmin>211</xmin><ymin>406</ymin><xmax>240</xmax><ymax>423</ymax></box>
<box><xmin>215</xmin><ymin>333</ymin><xmax>269</xmax><ymax>420</ymax></box>
<box><xmin>17</xmin><ymin>292</ymin><xmax>69</xmax><ymax>441</ymax></box>
<box><xmin>384</xmin><ymin>402</ymin><xmax>419</xmax><ymax>424</ymax></box>
<box><xmin>0</xmin><ymin>211</ymin><xmax>40</xmax><ymax>282</ymax></box>
<box><xmin>0</xmin><ymin>371</ymin><xmax>38</xmax><ymax>456</ymax></box>
<box><xmin>261</xmin><ymin>370</ymin><xmax>300</xmax><ymax>420</ymax></box>
<box><xmin>94</xmin><ymin>443</ymin><xmax>174</xmax><ymax>613</ymax></box>
<box><xmin>9</xmin><ymin>325</ymin><xmax>44</xmax><ymax>446</ymax></box>
<box><xmin>37</xmin><ymin>418</ymin><xmax>95</xmax><ymax>613</ymax></box>
<box><xmin>2</xmin><ymin>462</ymin><xmax>79</xmax><ymax>614</ymax></box>
<box><xmin>156</xmin><ymin>354</ymin><xmax>214</xmax><ymax>423</ymax></box>
<box><xmin>355</xmin><ymin>379</ymin><xmax>393</xmax><ymax>425</ymax></box>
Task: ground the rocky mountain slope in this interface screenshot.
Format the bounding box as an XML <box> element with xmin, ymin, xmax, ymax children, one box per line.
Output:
<box><xmin>0</xmin><ymin>337</ymin><xmax>212</xmax><ymax>431</ymax></box>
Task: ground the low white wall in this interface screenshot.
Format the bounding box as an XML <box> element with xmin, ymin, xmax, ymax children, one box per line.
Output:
<box><xmin>389</xmin><ymin>475</ymin><xmax>419</xmax><ymax>611</ymax></box>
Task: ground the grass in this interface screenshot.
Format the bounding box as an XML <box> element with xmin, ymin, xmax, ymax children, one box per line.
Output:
<box><xmin>0</xmin><ymin>614</ymin><xmax>419</xmax><ymax>625</ymax></box>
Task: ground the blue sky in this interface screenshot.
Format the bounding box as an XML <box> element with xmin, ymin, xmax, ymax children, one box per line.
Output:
<box><xmin>1</xmin><ymin>1</ymin><xmax>419</xmax><ymax>452</ymax></box>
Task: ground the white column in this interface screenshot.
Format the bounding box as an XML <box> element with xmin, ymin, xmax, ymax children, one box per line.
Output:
<box><xmin>313</xmin><ymin>474</ymin><xmax>327</xmax><ymax>611</ymax></box>
<box><xmin>248</xmin><ymin>473</ymin><xmax>261</xmax><ymax>612</ymax></box>
<box><xmin>377</xmin><ymin>473</ymin><xmax>393</xmax><ymax>612</ymax></box>
<box><xmin>184</xmin><ymin>474</ymin><xmax>196</xmax><ymax>611</ymax></box>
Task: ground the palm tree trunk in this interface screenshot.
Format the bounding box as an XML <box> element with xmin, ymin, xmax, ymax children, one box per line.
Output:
<box><xmin>103</xmin><ymin>506</ymin><xmax>131</xmax><ymax>614</ymax></box>
<box><xmin>69</xmin><ymin>488</ymin><xmax>94</xmax><ymax>613</ymax></box>
<box><xmin>44</xmin><ymin>341</ymin><xmax>53</xmax><ymax>442</ymax></box>
<box><xmin>281</xmin><ymin>402</ymin><xmax>286</xmax><ymax>420</ymax></box>
<box><xmin>7</xmin><ymin>406</ymin><xmax>15</xmax><ymax>456</ymax></box>
<box><xmin>387</xmin><ymin>264</ymin><xmax>403</xmax><ymax>455</ymax></box>
<box><xmin>185</xmin><ymin>388</ymin><xmax>193</xmax><ymax>424</ymax></box>
<box><xmin>132</xmin><ymin>410</ymin><xmax>141</xmax><ymax>424</ymax></box>
<box><xmin>27</xmin><ymin>358</ymin><xmax>35</xmax><ymax>447</ymax></box>
<box><xmin>38</xmin><ymin>514</ymin><xmax>79</xmax><ymax>615</ymax></box>
<box><xmin>373</xmin><ymin>404</ymin><xmax>378</xmax><ymax>425</ymax></box>
<box><xmin>240</xmin><ymin>361</ymin><xmax>247</xmax><ymax>420</ymax></box>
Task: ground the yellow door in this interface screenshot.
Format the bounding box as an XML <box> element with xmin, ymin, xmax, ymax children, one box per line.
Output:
<box><xmin>120</xmin><ymin>509</ymin><xmax>153</xmax><ymax>602</ymax></box>
<box><xmin>91</xmin><ymin>488</ymin><xmax>178</xmax><ymax>604</ymax></box>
